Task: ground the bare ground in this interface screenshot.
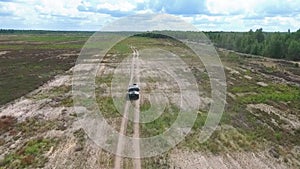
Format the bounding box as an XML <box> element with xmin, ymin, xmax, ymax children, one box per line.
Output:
<box><xmin>0</xmin><ymin>46</ymin><xmax>299</xmax><ymax>168</ymax></box>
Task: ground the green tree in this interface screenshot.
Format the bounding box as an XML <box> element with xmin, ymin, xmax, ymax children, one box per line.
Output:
<box><xmin>206</xmin><ymin>29</ymin><xmax>300</xmax><ymax>61</ymax></box>
<box><xmin>265</xmin><ymin>34</ymin><xmax>284</xmax><ymax>58</ymax></box>
<box><xmin>250</xmin><ymin>42</ymin><xmax>259</xmax><ymax>55</ymax></box>
<box><xmin>288</xmin><ymin>40</ymin><xmax>300</xmax><ymax>60</ymax></box>
<box><xmin>255</xmin><ymin>28</ymin><xmax>265</xmax><ymax>43</ymax></box>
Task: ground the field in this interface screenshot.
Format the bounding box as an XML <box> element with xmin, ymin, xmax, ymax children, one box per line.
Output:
<box><xmin>0</xmin><ymin>32</ymin><xmax>299</xmax><ymax>168</ymax></box>
<box><xmin>0</xmin><ymin>33</ymin><xmax>91</xmax><ymax>105</ymax></box>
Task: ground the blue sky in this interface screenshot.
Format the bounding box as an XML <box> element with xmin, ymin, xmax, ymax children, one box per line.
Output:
<box><xmin>0</xmin><ymin>0</ymin><xmax>299</xmax><ymax>31</ymax></box>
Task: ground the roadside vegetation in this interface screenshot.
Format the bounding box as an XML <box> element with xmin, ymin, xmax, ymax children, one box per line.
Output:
<box><xmin>0</xmin><ymin>137</ymin><xmax>58</xmax><ymax>168</ymax></box>
<box><xmin>0</xmin><ymin>32</ymin><xmax>90</xmax><ymax>105</ymax></box>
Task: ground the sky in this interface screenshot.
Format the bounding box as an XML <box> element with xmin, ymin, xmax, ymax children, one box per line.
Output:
<box><xmin>0</xmin><ymin>0</ymin><xmax>299</xmax><ymax>32</ymax></box>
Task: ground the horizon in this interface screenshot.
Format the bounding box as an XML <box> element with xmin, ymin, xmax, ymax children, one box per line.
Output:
<box><xmin>0</xmin><ymin>28</ymin><xmax>298</xmax><ymax>33</ymax></box>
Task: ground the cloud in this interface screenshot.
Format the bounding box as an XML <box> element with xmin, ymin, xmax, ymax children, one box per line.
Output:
<box><xmin>0</xmin><ymin>0</ymin><xmax>15</xmax><ymax>2</ymax></box>
<box><xmin>0</xmin><ymin>0</ymin><xmax>299</xmax><ymax>31</ymax></box>
<box><xmin>260</xmin><ymin>0</ymin><xmax>300</xmax><ymax>17</ymax></box>
<box><xmin>0</xmin><ymin>4</ymin><xmax>13</xmax><ymax>16</ymax></box>
<box><xmin>78</xmin><ymin>0</ymin><xmax>207</xmax><ymax>17</ymax></box>
<box><xmin>77</xmin><ymin>0</ymin><xmax>137</xmax><ymax>17</ymax></box>
<box><xmin>0</xmin><ymin>11</ymin><xmax>12</xmax><ymax>16</ymax></box>
<box><xmin>206</xmin><ymin>0</ymin><xmax>300</xmax><ymax>18</ymax></box>
<box><xmin>77</xmin><ymin>5</ymin><xmax>134</xmax><ymax>17</ymax></box>
<box><xmin>142</xmin><ymin>0</ymin><xmax>208</xmax><ymax>15</ymax></box>
<box><xmin>206</xmin><ymin>0</ymin><xmax>259</xmax><ymax>15</ymax></box>
<box><xmin>0</xmin><ymin>0</ymin><xmax>112</xmax><ymax>30</ymax></box>
<box><xmin>102</xmin><ymin>13</ymin><xmax>198</xmax><ymax>31</ymax></box>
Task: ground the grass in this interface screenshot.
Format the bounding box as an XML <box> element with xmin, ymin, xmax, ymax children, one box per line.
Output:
<box><xmin>0</xmin><ymin>137</ymin><xmax>58</xmax><ymax>168</ymax></box>
<box><xmin>231</xmin><ymin>83</ymin><xmax>300</xmax><ymax>104</ymax></box>
<box><xmin>95</xmin><ymin>74</ymin><xmax>120</xmax><ymax>118</ymax></box>
<box><xmin>182</xmin><ymin>128</ymin><xmax>252</xmax><ymax>154</ymax></box>
<box><xmin>32</xmin><ymin>85</ymin><xmax>71</xmax><ymax>100</ymax></box>
<box><xmin>239</xmin><ymin>107</ymin><xmax>300</xmax><ymax>147</ymax></box>
<box><xmin>224</xmin><ymin>64</ymin><xmax>300</xmax><ymax>152</ymax></box>
<box><xmin>60</xmin><ymin>97</ymin><xmax>73</xmax><ymax>107</ymax></box>
<box><xmin>0</xmin><ymin>49</ymin><xmax>76</xmax><ymax>105</ymax></box>
<box><xmin>0</xmin><ymin>44</ymin><xmax>84</xmax><ymax>50</ymax></box>
<box><xmin>175</xmin><ymin>65</ymin><xmax>298</xmax><ymax>154</ymax></box>
<box><xmin>31</xmin><ymin>85</ymin><xmax>73</xmax><ymax>107</ymax></box>
<box><xmin>0</xmin><ymin>33</ymin><xmax>89</xmax><ymax>50</ymax></box>
<box><xmin>142</xmin><ymin>153</ymin><xmax>170</xmax><ymax>169</ymax></box>
<box><xmin>140</xmin><ymin>99</ymin><xmax>151</xmax><ymax>112</ymax></box>
<box><xmin>106</xmin><ymin>35</ymin><xmax>197</xmax><ymax>61</ymax></box>
<box><xmin>15</xmin><ymin>117</ymin><xmax>57</xmax><ymax>138</ymax></box>
<box><xmin>96</xmin><ymin>96</ymin><xmax>120</xmax><ymax>118</ymax></box>
<box><xmin>73</xmin><ymin>128</ymin><xmax>86</xmax><ymax>151</ymax></box>
<box><xmin>225</xmin><ymin>59</ymin><xmax>300</xmax><ymax>111</ymax></box>
<box><xmin>95</xmin><ymin>75</ymin><xmax>114</xmax><ymax>86</ymax></box>
<box><xmin>109</xmin><ymin>43</ymin><xmax>131</xmax><ymax>54</ymax></box>
<box><xmin>0</xmin><ymin>116</ymin><xmax>17</xmax><ymax>135</ymax></box>
<box><xmin>8</xmin><ymin>34</ymin><xmax>89</xmax><ymax>42</ymax></box>
<box><xmin>7</xmin><ymin>115</ymin><xmax>70</xmax><ymax>140</ymax></box>
<box><xmin>0</xmin><ymin>32</ymin><xmax>86</xmax><ymax>106</ymax></box>
<box><xmin>224</xmin><ymin>87</ymin><xmax>299</xmax><ymax>157</ymax></box>
<box><xmin>219</xmin><ymin>51</ymin><xmax>245</xmax><ymax>64</ymax></box>
<box><xmin>140</xmin><ymin>104</ymin><xmax>179</xmax><ymax>137</ymax></box>
<box><xmin>175</xmin><ymin>111</ymin><xmax>253</xmax><ymax>154</ymax></box>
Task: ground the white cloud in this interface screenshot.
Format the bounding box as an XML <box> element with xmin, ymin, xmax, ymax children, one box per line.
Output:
<box><xmin>0</xmin><ymin>0</ymin><xmax>299</xmax><ymax>31</ymax></box>
<box><xmin>96</xmin><ymin>2</ymin><xmax>135</xmax><ymax>12</ymax></box>
<box><xmin>34</xmin><ymin>0</ymin><xmax>82</xmax><ymax>17</ymax></box>
<box><xmin>206</xmin><ymin>0</ymin><xmax>259</xmax><ymax>15</ymax></box>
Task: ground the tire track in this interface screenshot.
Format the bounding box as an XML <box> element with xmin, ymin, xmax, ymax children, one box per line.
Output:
<box><xmin>132</xmin><ymin>48</ymin><xmax>141</xmax><ymax>169</ymax></box>
<box><xmin>114</xmin><ymin>47</ymin><xmax>141</xmax><ymax>169</ymax></box>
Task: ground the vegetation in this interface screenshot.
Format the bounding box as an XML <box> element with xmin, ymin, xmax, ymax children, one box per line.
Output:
<box><xmin>31</xmin><ymin>85</ymin><xmax>73</xmax><ymax>107</ymax></box>
<box><xmin>0</xmin><ymin>29</ymin><xmax>94</xmax><ymax>35</ymax></box>
<box><xmin>96</xmin><ymin>96</ymin><xmax>120</xmax><ymax>118</ymax></box>
<box><xmin>1</xmin><ymin>30</ymin><xmax>299</xmax><ymax>167</ymax></box>
<box><xmin>15</xmin><ymin>117</ymin><xmax>59</xmax><ymax>138</ymax></box>
<box><xmin>206</xmin><ymin>28</ymin><xmax>300</xmax><ymax>61</ymax></box>
<box><xmin>0</xmin><ymin>116</ymin><xmax>17</xmax><ymax>134</ymax></box>
<box><xmin>73</xmin><ymin>128</ymin><xmax>86</xmax><ymax>152</ymax></box>
<box><xmin>142</xmin><ymin>153</ymin><xmax>170</xmax><ymax>169</ymax></box>
<box><xmin>0</xmin><ymin>137</ymin><xmax>57</xmax><ymax>168</ymax></box>
<box><xmin>140</xmin><ymin>104</ymin><xmax>179</xmax><ymax>137</ymax></box>
<box><xmin>136</xmin><ymin>30</ymin><xmax>300</xmax><ymax>61</ymax></box>
<box><xmin>231</xmin><ymin>83</ymin><xmax>300</xmax><ymax>103</ymax></box>
<box><xmin>0</xmin><ymin>32</ymin><xmax>89</xmax><ymax>105</ymax></box>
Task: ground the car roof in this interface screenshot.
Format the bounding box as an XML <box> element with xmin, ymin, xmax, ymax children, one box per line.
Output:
<box><xmin>129</xmin><ymin>84</ymin><xmax>139</xmax><ymax>88</ymax></box>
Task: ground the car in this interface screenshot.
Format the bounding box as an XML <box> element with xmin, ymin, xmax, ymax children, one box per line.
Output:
<box><xmin>127</xmin><ymin>83</ymin><xmax>140</xmax><ymax>100</ymax></box>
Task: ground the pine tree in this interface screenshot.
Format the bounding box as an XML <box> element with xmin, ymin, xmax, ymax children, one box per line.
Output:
<box><xmin>288</xmin><ymin>40</ymin><xmax>300</xmax><ymax>60</ymax></box>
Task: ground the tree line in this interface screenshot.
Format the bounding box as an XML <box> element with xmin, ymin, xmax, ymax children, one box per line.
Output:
<box><xmin>1</xmin><ymin>29</ymin><xmax>299</xmax><ymax>61</ymax></box>
<box><xmin>143</xmin><ymin>30</ymin><xmax>300</xmax><ymax>61</ymax></box>
<box><xmin>206</xmin><ymin>29</ymin><xmax>300</xmax><ymax>61</ymax></box>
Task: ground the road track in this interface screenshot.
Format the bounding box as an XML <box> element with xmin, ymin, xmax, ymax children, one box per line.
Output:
<box><xmin>114</xmin><ymin>47</ymin><xmax>141</xmax><ymax>169</ymax></box>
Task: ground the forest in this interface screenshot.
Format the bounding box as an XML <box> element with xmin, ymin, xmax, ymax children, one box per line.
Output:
<box><xmin>206</xmin><ymin>29</ymin><xmax>300</xmax><ymax>61</ymax></box>
<box><xmin>137</xmin><ymin>29</ymin><xmax>300</xmax><ymax>61</ymax></box>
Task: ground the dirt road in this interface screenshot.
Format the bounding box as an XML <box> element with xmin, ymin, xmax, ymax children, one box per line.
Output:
<box><xmin>114</xmin><ymin>47</ymin><xmax>141</xmax><ymax>169</ymax></box>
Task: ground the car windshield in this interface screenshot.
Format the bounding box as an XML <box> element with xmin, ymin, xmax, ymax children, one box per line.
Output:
<box><xmin>128</xmin><ymin>87</ymin><xmax>140</xmax><ymax>92</ymax></box>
